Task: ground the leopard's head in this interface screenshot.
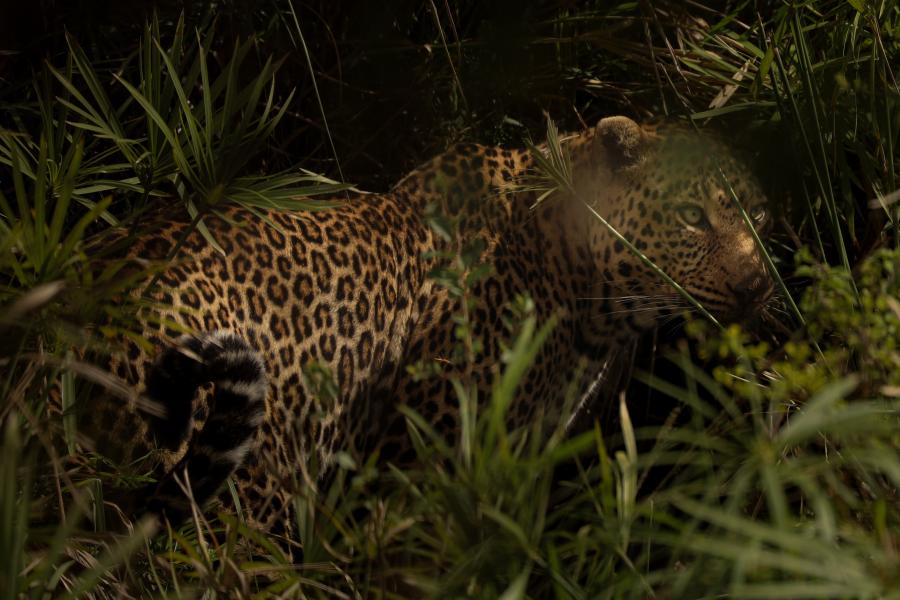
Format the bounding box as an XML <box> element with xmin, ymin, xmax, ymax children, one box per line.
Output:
<box><xmin>573</xmin><ymin>116</ymin><xmax>775</xmax><ymax>328</ymax></box>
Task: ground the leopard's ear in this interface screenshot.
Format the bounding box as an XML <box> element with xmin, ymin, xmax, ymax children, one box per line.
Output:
<box><xmin>593</xmin><ymin>116</ymin><xmax>649</xmax><ymax>169</ymax></box>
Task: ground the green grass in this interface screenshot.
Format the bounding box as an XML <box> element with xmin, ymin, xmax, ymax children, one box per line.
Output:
<box><xmin>1</xmin><ymin>1</ymin><xmax>899</xmax><ymax>597</ymax></box>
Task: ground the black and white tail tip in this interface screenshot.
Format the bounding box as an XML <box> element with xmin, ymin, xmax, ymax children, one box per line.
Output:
<box><xmin>144</xmin><ymin>331</ymin><xmax>267</xmax><ymax>524</ymax></box>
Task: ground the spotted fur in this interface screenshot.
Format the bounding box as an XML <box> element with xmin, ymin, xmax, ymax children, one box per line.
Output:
<box><xmin>88</xmin><ymin>116</ymin><xmax>773</xmax><ymax>535</ymax></box>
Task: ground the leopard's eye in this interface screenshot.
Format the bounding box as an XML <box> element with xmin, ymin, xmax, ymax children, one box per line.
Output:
<box><xmin>677</xmin><ymin>203</ymin><xmax>708</xmax><ymax>228</ymax></box>
<box><xmin>750</xmin><ymin>205</ymin><xmax>768</xmax><ymax>224</ymax></box>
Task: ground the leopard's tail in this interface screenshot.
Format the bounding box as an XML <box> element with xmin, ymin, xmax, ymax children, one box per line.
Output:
<box><xmin>143</xmin><ymin>331</ymin><xmax>267</xmax><ymax>524</ymax></box>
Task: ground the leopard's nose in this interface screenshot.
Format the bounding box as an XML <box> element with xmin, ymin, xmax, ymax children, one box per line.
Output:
<box><xmin>729</xmin><ymin>274</ymin><xmax>773</xmax><ymax>306</ymax></box>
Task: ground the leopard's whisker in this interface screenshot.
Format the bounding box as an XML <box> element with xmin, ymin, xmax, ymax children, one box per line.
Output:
<box><xmin>594</xmin><ymin>303</ymin><xmax>689</xmax><ymax>318</ymax></box>
<box><xmin>577</xmin><ymin>294</ymin><xmax>681</xmax><ymax>302</ymax></box>
<box><xmin>590</xmin><ymin>279</ymin><xmax>681</xmax><ymax>290</ymax></box>
<box><xmin>764</xmin><ymin>300</ymin><xmax>790</xmax><ymax>317</ymax></box>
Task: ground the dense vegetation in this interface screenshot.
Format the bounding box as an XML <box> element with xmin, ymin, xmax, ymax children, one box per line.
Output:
<box><xmin>1</xmin><ymin>1</ymin><xmax>898</xmax><ymax>597</ymax></box>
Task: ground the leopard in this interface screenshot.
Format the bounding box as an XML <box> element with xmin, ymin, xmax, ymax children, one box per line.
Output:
<box><xmin>83</xmin><ymin>116</ymin><xmax>775</xmax><ymax>540</ymax></box>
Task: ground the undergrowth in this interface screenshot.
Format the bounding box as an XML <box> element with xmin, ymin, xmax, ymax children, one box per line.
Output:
<box><xmin>0</xmin><ymin>1</ymin><xmax>898</xmax><ymax>598</ymax></box>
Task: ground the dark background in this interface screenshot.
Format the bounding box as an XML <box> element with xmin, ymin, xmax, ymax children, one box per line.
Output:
<box><xmin>0</xmin><ymin>0</ymin><xmax>786</xmax><ymax>191</ymax></box>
